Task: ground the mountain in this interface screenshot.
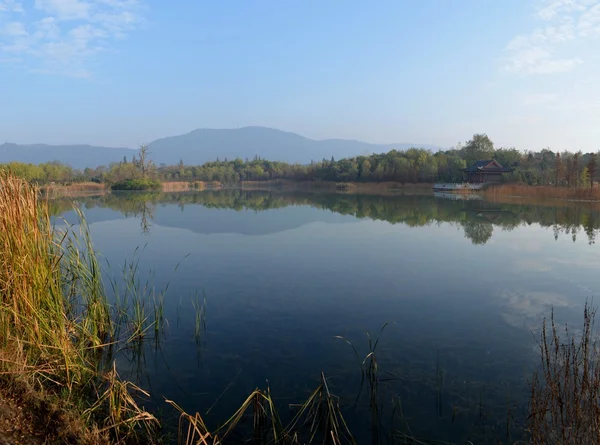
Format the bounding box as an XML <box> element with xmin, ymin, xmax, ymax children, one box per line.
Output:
<box><xmin>0</xmin><ymin>143</ymin><xmax>134</xmax><ymax>170</ymax></box>
<box><xmin>147</xmin><ymin>127</ymin><xmax>441</xmax><ymax>165</ymax></box>
<box><xmin>0</xmin><ymin>127</ymin><xmax>443</xmax><ymax>169</ymax></box>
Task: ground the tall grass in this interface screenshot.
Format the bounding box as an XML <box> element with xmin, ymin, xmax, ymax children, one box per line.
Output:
<box><xmin>335</xmin><ymin>323</ymin><xmax>398</xmax><ymax>445</ymax></box>
<box><xmin>0</xmin><ymin>172</ymin><xmax>158</xmax><ymax>442</ymax></box>
<box><xmin>42</xmin><ymin>182</ymin><xmax>106</xmax><ymax>198</ymax></box>
<box><xmin>529</xmin><ymin>302</ymin><xmax>600</xmax><ymax>444</ymax></box>
<box><xmin>487</xmin><ymin>184</ymin><xmax>600</xmax><ymax>200</ymax></box>
<box><xmin>161</xmin><ymin>181</ymin><xmax>207</xmax><ymax>191</ymax></box>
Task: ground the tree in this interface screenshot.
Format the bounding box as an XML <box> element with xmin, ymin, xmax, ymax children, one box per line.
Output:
<box><xmin>555</xmin><ymin>153</ymin><xmax>564</xmax><ymax>187</ymax></box>
<box><xmin>494</xmin><ymin>147</ymin><xmax>521</xmax><ymax>168</ymax></box>
<box><xmin>359</xmin><ymin>159</ymin><xmax>371</xmax><ymax>181</ymax></box>
<box><xmin>463</xmin><ymin>134</ymin><xmax>495</xmax><ymax>165</ymax></box>
<box><xmin>137</xmin><ymin>144</ymin><xmax>154</xmax><ymax>179</ymax></box>
<box><xmin>581</xmin><ymin>166</ymin><xmax>590</xmax><ymax>188</ymax></box>
<box><xmin>572</xmin><ymin>152</ymin><xmax>581</xmax><ymax>188</ymax></box>
<box><xmin>587</xmin><ymin>153</ymin><xmax>597</xmax><ymax>191</ymax></box>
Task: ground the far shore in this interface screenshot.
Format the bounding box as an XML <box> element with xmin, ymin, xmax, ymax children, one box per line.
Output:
<box><xmin>40</xmin><ymin>180</ymin><xmax>600</xmax><ymax>203</ymax></box>
<box><xmin>41</xmin><ymin>179</ymin><xmax>432</xmax><ymax>196</ymax></box>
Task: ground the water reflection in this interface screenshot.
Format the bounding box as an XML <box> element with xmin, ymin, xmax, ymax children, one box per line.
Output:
<box><xmin>52</xmin><ymin>189</ymin><xmax>600</xmax><ymax>245</ymax></box>
<box><xmin>48</xmin><ymin>189</ymin><xmax>600</xmax><ymax>443</ymax></box>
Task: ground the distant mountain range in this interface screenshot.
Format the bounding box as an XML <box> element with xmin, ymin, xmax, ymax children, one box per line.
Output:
<box><xmin>0</xmin><ymin>126</ymin><xmax>443</xmax><ymax>170</ymax></box>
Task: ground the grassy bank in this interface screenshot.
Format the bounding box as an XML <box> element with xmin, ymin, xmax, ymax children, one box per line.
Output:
<box><xmin>0</xmin><ymin>173</ymin><xmax>158</xmax><ymax>443</ymax></box>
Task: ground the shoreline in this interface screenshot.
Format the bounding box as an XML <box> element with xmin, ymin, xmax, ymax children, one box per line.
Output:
<box><xmin>40</xmin><ymin>181</ymin><xmax>600</xmax><ymax>205</ymax></box>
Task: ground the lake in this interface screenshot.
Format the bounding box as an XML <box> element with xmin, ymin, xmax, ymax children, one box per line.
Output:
<box><xmin>54</xmin><ymin>189</ymin><xmax>600</xmax><ymax>444</ymax></box>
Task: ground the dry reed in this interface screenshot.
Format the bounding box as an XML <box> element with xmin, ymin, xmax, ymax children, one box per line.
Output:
<box><xmin>162</xmin><ymin>181</ymin><xmax>194</xmax><ymax>191</ymax></box>
<box><xmin>529</xmin><ymin>302</ymin><xmax>600</xmax><ymax>444</ymax></box>
<box><xmin>43</xmin><ymin>182</ymin><xmax>106</xmax><ymax>197</ymax></box>
<box><xmin>167</xmin><ymin>372</ymin><xmax>354</xmax><ymax>445</ymax></box>
<box><xmin>0</xmin><ymin>172</ymin><xmax>157</xmax><ymax>443</ymax></box>
<box><xmin>487</xmin><ymin>184</ymin><xmax>600</xmax><ymax>200</ymax></box>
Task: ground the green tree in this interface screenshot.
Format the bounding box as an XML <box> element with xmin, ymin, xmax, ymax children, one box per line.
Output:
<box><xmin>572</xmin><ymin>152</ymin><xmax>581</xmax><ymax>188</ymax></box>
<box><xmin>587</xmin><ymin>153</ymin><xmax>597</xmax><ymax>191</ymax></box>
<box><xmin>359</xmin><ymin>159</ymin><xmax>371</xmax><ymax>181</ymax></box>
<box><xmin>581</xmin><ymin>166</ymin><xmax>590</xmax><ymax>188</ymax></box>
<box><xmin>555</xmin><ymin>153</ymin><xmax>564</xmax><ymax>187</ymax></box>
<box><xmin>494</xmin><ymin>147</ymin><xmax>521</xmax><ymax>168</ymax></box>
<box><xmin>463</xmin><ymin>134</ymin><xmax>495</xmax><ymax>165</ymax></box>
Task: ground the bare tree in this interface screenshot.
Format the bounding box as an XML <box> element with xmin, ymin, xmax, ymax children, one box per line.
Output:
<box><xmin>137</xmin><ymin>144</ymin><xmax>154</xmax><ymax>179</ymax></box>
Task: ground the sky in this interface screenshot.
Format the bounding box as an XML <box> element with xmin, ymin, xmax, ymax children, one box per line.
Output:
<box><xmin>0</xmin><ymin>0</ymin><xmax>599</xmax><ymax>151</ymax></box>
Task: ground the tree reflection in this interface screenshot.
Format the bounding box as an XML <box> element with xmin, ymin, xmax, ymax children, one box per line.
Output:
<box><xmin>50</xmin><ymin>190</ymin><xmax>600</xmax><ymax>244</ymax></box>
<box><xmin>462</xmin><ymin>220</ymin><xmax>494</xmax><ymax>245</ymax></box>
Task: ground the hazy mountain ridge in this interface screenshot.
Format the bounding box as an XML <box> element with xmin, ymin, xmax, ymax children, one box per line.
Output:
<box><xmin>0</xmin><ymin>143</ymin><xmax>135</xmax><ymax>170</ymax></box>
<box><xmin>0</xmin><ymin>127</ymin><xmax>442</xmax><ymax>169</ymax></box>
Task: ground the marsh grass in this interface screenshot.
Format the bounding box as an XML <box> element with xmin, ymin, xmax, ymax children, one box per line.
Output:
<box><xmin>335</xmin><ymin>323</ymin><xmax>401</xmax><ymax>444</ymax></box>
<box><xmin>192</xmin><ymin>292</ymin><xmax>207</xmax><ymax>345</ymax></box>
<box><xmin>487</xmin><ymin>184</ymin><xmax>600</xmax><ymax>200</ymax></box>
<box><xmin>528</xmin><ymin>302</ymin><xmax>600</xmax><ymax>444</ymax></box>
<box><xmin>167</xmin><ymin>372</ymin><xmax>354</xmax><ymax>445</ymax></box>
<box><xmin>161</xmin><ymin>181</ymin><xmax>207</xmax><ymax>192</ymax></box>
<box><xmin>42</xmin><ymin>182</ymin><xmax>107</xmax><ymax>198</ymax></box>
<box><xmin>0</xmin><ymin>172</ymin><xmax>158</xmax><ymax>442</ymax></box>
<box><xmin>106</xmin><ymin>248</ymin><xmax>170</xmax><ymax>345</ymax></box>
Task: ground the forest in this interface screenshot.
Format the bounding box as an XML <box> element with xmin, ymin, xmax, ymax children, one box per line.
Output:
<box><xmin>2</xmin><ymin>134</ymin><xmax>599</xmax><ymax>187</ymax></box>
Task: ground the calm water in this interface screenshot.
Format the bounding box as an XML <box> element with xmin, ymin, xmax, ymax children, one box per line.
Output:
<box><xmin>55</xmin><ymin>190</ymin><xmax>600</xmax><ymax>443</ymax></box>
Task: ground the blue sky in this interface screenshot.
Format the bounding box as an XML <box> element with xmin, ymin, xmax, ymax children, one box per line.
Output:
<box><xmin>1</xmin><ymin>0</ymin><xmax>599</xmax><ymax>151</ymax></box>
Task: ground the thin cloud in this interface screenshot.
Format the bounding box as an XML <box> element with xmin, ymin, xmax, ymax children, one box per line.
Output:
<box><xmin>504</xmin><ymin>0</ymin><xmax>600</xmax><ymax>75</ymax></box>
<box><xmin>520</xmin><ymin>92</ymin><xmax>558</xmax><ymax>106</ymax></box>
<box><xmin>0</xmin><ymin>0</ymin><xmax>23</xmax><ymax>13</ymax></box>
<box><xmin>0</xmin><ymin>0</ymin><xmax>145</xmax><ymax>77</ymax></box>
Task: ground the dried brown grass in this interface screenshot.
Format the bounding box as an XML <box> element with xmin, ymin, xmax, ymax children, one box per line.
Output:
<box><xmin>43</xmin><ymin>182</ymin><xmax>106</xmax><ymax>193</ymax></box>
<box><xmin>529</xmin><ymin>303</ymin><xmax>600</xmax><ymax>444</ymax></box>
<box><xmin>487</xmin><ymin>184</ymin><xmax>600</xmax><ymax>200</ymax></box>
<box><xmin>162</xmin><ymin>181</ymin><xmax>195</xmax><ymax>191</ymax></box>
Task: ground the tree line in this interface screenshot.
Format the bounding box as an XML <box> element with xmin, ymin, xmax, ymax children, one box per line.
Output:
<box><xmin>2</xmin><ymin>134</ymin><xmax>599</xmax><ymax>187</ymax></box>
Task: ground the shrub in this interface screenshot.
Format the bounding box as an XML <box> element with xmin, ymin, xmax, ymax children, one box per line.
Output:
<box><xmin>111</xmin><ymin>178</ymin><xmax>161</xmax><ymax>191</ymax></box>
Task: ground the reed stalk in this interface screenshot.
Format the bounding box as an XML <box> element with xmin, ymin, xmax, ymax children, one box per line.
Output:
<box><xmin>0</xmin><ymin>172</ymin><xmax>158</xmax><ymax>443</ymax></box>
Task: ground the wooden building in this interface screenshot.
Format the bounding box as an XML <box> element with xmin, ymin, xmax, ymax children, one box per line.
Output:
<box><xmin>462</xmin><ymin>160</ymin><xmax>514</xmax><ymax>184</ymax></box>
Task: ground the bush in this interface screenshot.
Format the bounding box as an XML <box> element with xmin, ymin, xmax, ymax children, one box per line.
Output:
<box><xmin>111</xmin><ymin>178</ymin><xmax>161</xmax><ymax>191</ymax></box>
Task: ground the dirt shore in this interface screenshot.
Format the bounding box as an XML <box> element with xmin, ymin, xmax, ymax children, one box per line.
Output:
<box><xmin>0</xmin><ymin>388</ymin><xmax>44</xmax><ymax>445</ymax></box>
